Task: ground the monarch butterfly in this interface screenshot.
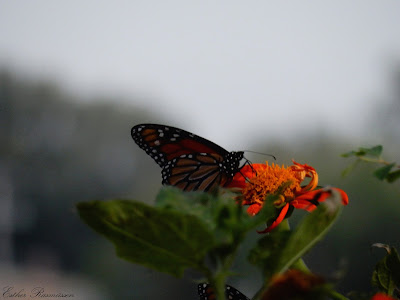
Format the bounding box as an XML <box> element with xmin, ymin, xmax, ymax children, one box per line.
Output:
<box><xmin>131</xmin><ymin>123</ymin><xmax>250</xmax><ymax>192</ymax></box>
<box><xmin>197</xmin><ymin>283</ymin><xmax>250</xmax><ymax>300</ymax></box>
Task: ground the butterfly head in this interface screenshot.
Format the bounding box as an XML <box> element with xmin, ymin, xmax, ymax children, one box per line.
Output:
<box><xmin>220</xmin><ymin>151</ymin><xmax>247</xmax><ymax>177</ymax></box>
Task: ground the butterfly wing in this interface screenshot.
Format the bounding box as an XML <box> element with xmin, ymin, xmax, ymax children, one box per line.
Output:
<box><xmin>162</xmin><ymin>152</ymin><xmax>231</xmax><ymax>191</ymax></box>
<box><xmin>198</xmin><ymin>283</ymin><xmax>250</xmax><ymax>300</ymax></box>
<box><xmin>131</xmin><ymin>124</ymin><xmax>244</xmax><ymax>191</ymax></box>
<box><xmin>131</xmin><ymin>124</ymin><xmax>229</xmax><ymax>167</ymax></box>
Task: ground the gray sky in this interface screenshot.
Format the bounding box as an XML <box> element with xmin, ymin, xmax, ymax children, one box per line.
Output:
<box><xmin>1</xmin><ymin>1</ymin><xmax>400</xmax><ymax>149</ymax></box>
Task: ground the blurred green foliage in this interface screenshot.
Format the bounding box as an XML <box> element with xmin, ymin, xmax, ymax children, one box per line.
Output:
<box><xmin>77</xmin><ymin>186</ymin><xmax>343</xmax><ymax>300</ymax></box>
<box><xmin>371</xmin><ymin>244</ymin><xmax>400</xmax><ymax>296</ymax></box>
<box><xmin>342</xmin><ymin>145</ymin><xmax>400</xmax><ymax>183</ymax></box>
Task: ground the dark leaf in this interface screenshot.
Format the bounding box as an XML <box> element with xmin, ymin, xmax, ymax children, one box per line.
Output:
<box><xmin>156</xmin><ymin>187</ymin><xmax>277</xmax><ymax>245</ymax></box>
<box><xmin>362</xmin><ymin>145</ymin><xmax>383</xmax><ymax>158</ymax></box>
<box><xmin>387</xmin><ymin>169</ymin><xmax>400</xmax><ymax>183</ymax></box>
<box><xmin>341</xmin><ymin>150</ymin><xmax>365</xmax><ymax>158</ymax></box>
<box><xmin>76</xmin><ymin>199</ymin><xmax>213</xmax><ymax>277</ymax></box>
<box><xmin>249</xmin><ymin>189</ymin><xmax>343</xmax><ymax>281</ymax></box>
<box><xmin>77</xmin><ymin>187</ymin><xmax>278</xmax><ymax>278</ymax></box>
<box><xmin>274</xmin><ymin>190</ymin><xmax>343</xmax><ymax>275</ymax></box>
<box><xmin>341</xmin><ymin>145</ymin><xmax>382</xmax><ymax>158</ymax></box>
<box><xmin>248</xmin><ymin>227</ymin><xmax>291</xmax><ymax>279</ymax></box>
<box><xmin>371</xmin><ymin>245</ymin><xmax>400</xmax><ymax>296</ymax></box>
<box><xmin>374</xmin><ymin>164</ymin><xmax>396</xmax><ymax>180</ymax></box>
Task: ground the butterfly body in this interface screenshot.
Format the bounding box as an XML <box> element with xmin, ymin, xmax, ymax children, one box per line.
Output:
<box><xmin>131</xmin><ymin>124</ymin><xmax>246</xmax><ymax>191</ymax></box>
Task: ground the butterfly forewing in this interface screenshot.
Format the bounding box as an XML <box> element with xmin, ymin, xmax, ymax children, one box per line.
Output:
<box><xmin>197</xmin><ymin>283</ymin><xmax>250</xmax><ymax>300</ymax></box>
<box><xmin>131</xmin><ymin>124</ymin><xmax>246</xmax><ymax>191</ymax></box>
<box><xmin>131</xmin><ymin>124</ymin><xmax>228</xmax><ymax>166</ymax></box>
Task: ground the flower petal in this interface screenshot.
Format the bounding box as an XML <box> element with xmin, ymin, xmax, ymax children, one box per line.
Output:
<box><xmin>371</xmin><ymin>293</ymin><xmax>397</xmax><ymax>300</ymax></box>
<box><xmin>293</xmin><ymin>188</ymin><xmax>349</xmax><ymax>212</ymax></box>
<box><xmin>247</xmin><ymin>203</ymin><xmax>262</xmax><ymax>216</ymax></box>
<box><xmin>292</xmin><ymin>199</ymin><xmax>319</xmax><ymax>212</ymax></box>
<box><xmin>257</xmin><ymin>203</ymin><xmax>290</xmax><ymax>233</ymax></box>
<box><xmin>334</xmin><ymin>188</ymin><xmax>349</xmax><ymax>205</ymax></box>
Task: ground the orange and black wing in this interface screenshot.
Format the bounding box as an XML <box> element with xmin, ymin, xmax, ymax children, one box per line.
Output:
<box><xmin>131</xmin><ymin>124</ymin><xmax>229</xmax><ymax>167</ymax></box>
<box><xmin>162</xmin><ymin>152</ymin><xmax>233</xmax><ymax>191</ymax></box>
<box><xmin>131</xmin><ymin>123</ymin><xmax>245</xmax><ymax>191</ymax></box>
<box><xmin>198</xmin><ymin>283</ymin><xmax>250</xmax><ymax>300</ymax></box>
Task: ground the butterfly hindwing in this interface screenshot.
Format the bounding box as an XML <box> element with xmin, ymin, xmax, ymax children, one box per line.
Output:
<box><xmin>197</xmin><ymin>283</ymin><xmax>250</xmax><ymax>300</ymax></box>
<box><xmin>162</xmin><ymin>152</ymin><xmax>230</xmax><ymax>191</ymax></box>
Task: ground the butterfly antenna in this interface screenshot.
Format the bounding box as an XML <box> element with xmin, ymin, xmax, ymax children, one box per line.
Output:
<box><xmin>243</xmin><ymin>150</ymin><xmax>276</xmax><ymax>161</ymax></box>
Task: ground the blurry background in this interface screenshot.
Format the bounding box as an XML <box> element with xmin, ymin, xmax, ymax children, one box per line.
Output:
<box><xmin>1</xmin><ymin>1</ymin><xmax>400</xmax><ymax>299</ymax></box>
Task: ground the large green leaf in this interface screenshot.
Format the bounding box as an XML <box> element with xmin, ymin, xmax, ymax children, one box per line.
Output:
<box><xmin>77</xmin><ymin>199</ymin><xmax>213</xmax><ymax>277</ymax></box>
<box><xmin>248</xmin><ymin>225</ymin><xmax>292</xmax><ymax>279</ymax></box>
<box><xmin>276</xmin><ymin>194</ymin><xmax>342</xmax><ymax>273</ymax></box>
<box><xmin>77</xmin><ymin>186</ymin><xmax>278</xmax><ymax>282</ymax></box>
<box><xmin>249</xmin><ymin>189</ymin><xmax>343</xmax><ymax>281</ymax></box>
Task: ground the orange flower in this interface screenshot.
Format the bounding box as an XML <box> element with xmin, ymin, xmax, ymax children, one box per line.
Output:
<box><xmin>229</xmin><ymin>160</ymin><xmax>349</xmax><ymax>233</ymax></box>
<box><xmin>371</xmin><ymin>293</ymin><xmax>397</xmax><ymax>300</ymax></box>
<box><xmin>261</xmin><ymin>269</ymin><xmax>325</xmax><ymax>300</ymax></box>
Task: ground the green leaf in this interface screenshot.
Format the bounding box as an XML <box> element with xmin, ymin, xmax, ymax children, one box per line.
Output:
<box><xmin>155</xmin><ymin>187</ymin><xmax>215</xmax><ymax>230</ymax></box>
<box><xmin>387</xmin><ymin>169</ymin><xmax>400</xmax><ymax>183</ymax></box>
<box><xmin>248</xmin><ymin>225</ymin><xmax>292</xmax><ymax>279</ymax></box>
<box><xmin>153</xmin><ymin>187</ymin><xmax>278</xmax><ymax>298</ymax></box>
<box><xmin>77</xmin><ymin>185</ymin><xmax>280</xmax><ymax>291</ymax></box>
<box><xmin>276</xmin><ymin>192</ymin><xmax>343</xmax><ymax>274</ymax></box>
<box><xmin>76</xmin><ymin>199</ymin><xmax>213</xmax><ymax>277</ymax></box>
<box><xmin>341</xmin><ymin>145</ymin><xmax>382</xmax><ymax>158</ymax></box>
<box><xmin>371</xmin><ymin>245</ymin><xmax>400</xmax><ymax>295</ymax></box>
<box><xmin>341</xmin><ymin>150</ymin><xmax>364</xmax><ymax>158</ymax></box>
<box><xmin>155</xmin><ymin>187</ymin><xmax>277</xmax><ymax>244</ymax></box>
<box><xmin>362</xmin><ymin>145</ymin><xmax>383</xmax><ymax>158</ymax></box>
<box><xmin>249</xmin><ymin>189</ymin><xmax>343</xmax><ymax>281</ymax></box>
<box><xmin>373</xmin><ymin>163</ymin><xmax>395</xmax><ymax>180</ymax></box>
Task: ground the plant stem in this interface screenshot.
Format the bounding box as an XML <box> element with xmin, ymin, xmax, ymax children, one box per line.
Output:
<box><xmin>207</xmin><ymin>246</ymin><xmax>240</xmax><ymax>300</ymax></box>
<box><xmin>360</xmin><ymin>157</ymin><xmax>400</xmax><ymax>168</ymax></box>
<box><xmin>327</xmin><ymin>289</ymin><xmax>350</xmax><ymax>300</ymax></box>
<box><xmin>209</xmin><ymin>275</ymin><xmax>226</xmax><ymax>300</ymax></box>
